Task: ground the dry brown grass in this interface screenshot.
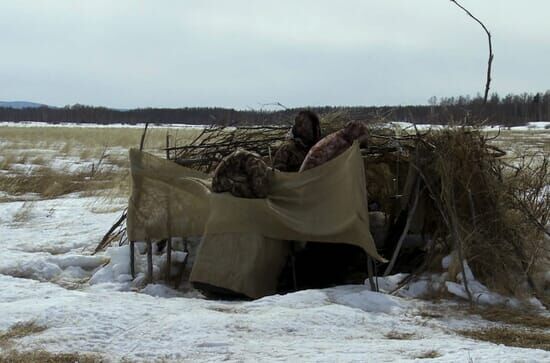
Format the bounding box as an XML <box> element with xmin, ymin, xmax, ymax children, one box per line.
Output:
<box><xmin>30</xmin><ymin>156</ymin><xmax>47</xmax><ymax>165</ymax></box>
<box><xmin>455</xmin><ymin>305</ymin><xmax>550</xmax><ymax>351</ymax></box>
<box><xmin>0</xmin><ymin>125</ymin><xmax>199</xmax><ymax>151</ymax></box>
<box><xmin>469</xmin><ymin>305</ymin><xmax>550</xmax><ymax>329</ymax></box>
<box><xmin>413</xmin><ymin>350</ymin><xmax>441</xmax><ymax>359</ymax></box>
<box><xmin>385</xmin><ymin>331</ymin><xmax>416</xmax><ymax>340</ymax></box>
<box><xmin>0</xmin><ymin>125</ymin><xmax>198</xmax><ymax>201</ymax></box>
<box><xmin>12</xmin><ymin>201</ymin><xmax>34</xmax><ymax>223</ymax></box>
<box><xmin>459</xmin><ymin>326</ymin><xmax>550</xmax><ymax>351</ymax></box>
<box><xmin>0</xmin><ymin>321</ymin><xmax>47</xmax><ymax>346</ymax></box>
<box><xmin>0</xmin><ymin>154</ymin><xmax>17</xmax><ymax>170</ymax></box>
<box><xmin>0</xmin><ymin>350</ymin><xmax>102</xmax><ymax>363</ymax></box>
<box><xmin>0</xmin><ymin>321</ymin><xmax>103</xmax><ymax>362</ymax></box>
<box><xmin>0</xmin><ymin>167</ymin><xmax>122</xmax><ymax>199</ymax></box>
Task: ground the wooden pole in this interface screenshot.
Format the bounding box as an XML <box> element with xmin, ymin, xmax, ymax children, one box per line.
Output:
<box><xmin>165</xmin><ymin>238</ymin><xmax>172</xmax><ymax>281</ymax></box>
<box><xmin>166</xmin><ymin>133</ymin><xmax>170</xmax><ymax>160</ymax></box>
<box><xmin>174</xmin><ymin>253</ymin><xmax>189</xmax><ymax>289</ymax></box>
<box><xmin>291</xmin><ymin>254</ymin><xmax>297</xmax><ymax>291</ymax></box>
<box><xmin>174</xmin><ymin>240</ymin><xmax>189</xmax><ymax>289</ymax></box>
<box><xmin>383</xmin><ymin>179</ymin><xmax>421</xmax><ymax>276</ymax></box>
<box><xmin>139</xmin><ymin>123</ymin><xmax>149</xmax><ymax>151</ymax></box>
<box><xmin>130</xmin><ymin>241</ymin><xmax>135</xmax><ymax>278</ymax></box>
<box><xmin>367</xmin><ymin>256</ymin><xmax>377</xmax><ymax>292</ymax></box>
<box><xmin>146</xmin><ymin>240</ymin><xmax>153</xmax><ymax>284</ymax></box>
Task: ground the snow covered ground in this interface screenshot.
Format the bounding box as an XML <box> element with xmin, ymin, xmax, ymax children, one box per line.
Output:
<box><xmin>1</xmin><ymin>123</ymin><xmax>549</xmax><ymax>362</ymax></box>
<box><xmin>389</xmin><ymin>121</ymin><xmax>550</xmax><ymax>132</ymax></box>
<box><xmin>1</xmin><ymin>194</ymin><xmax>548</xmax><ymax>362</ymax></box>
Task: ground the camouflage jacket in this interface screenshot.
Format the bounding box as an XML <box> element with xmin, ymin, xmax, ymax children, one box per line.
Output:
<box><xmin>272</xmin><ymin>139</ymin><xmax>309</xmax><ymax>172</ymax></box>
<box><xmin>299</xmin><ymin>121</ymin><xmax>368</xmax><ymax>172</ymax></box>
<box><xmin>212</xmin><ymin>149</ymin><xmax>271</xmax><ymax>198</ymax></box>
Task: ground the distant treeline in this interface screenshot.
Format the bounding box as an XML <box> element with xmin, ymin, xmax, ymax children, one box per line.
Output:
<box><xmin>1</xmin><ymin>91</ymin><xmax>549</xmax><ymax>126</ymax></box>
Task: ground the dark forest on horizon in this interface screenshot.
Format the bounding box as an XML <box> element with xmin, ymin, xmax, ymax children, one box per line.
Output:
<box><xmin>1</xmin><ymin>91</ymin><xmax>549</xmax><ymax>126</ymax></box>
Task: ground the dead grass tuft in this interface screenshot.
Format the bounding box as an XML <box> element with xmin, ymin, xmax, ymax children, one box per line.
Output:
<box><xmin>0</xmin><ymin>125</ymin><xmax>199</xmax><ymax>151</ymax></box>
<box><xmin>30</xmin><ymin>156</ymin><xmax>47</xmax><ymax>165</ymax></box>
<box><xmin>459</xmin><ymin>326</ymin><xmax>550</xmax><ymax>351</ymax></box>
<box><xmin>0</xmin><ymin>349</ymin><xmax>102</xmax><ymax>363</ymax></box>
<box><xmin>0</xmin><ymin>154</ymin><xmax>16</xmax><ymax>170</ymax></box>
<box><xmin>385</xmin><ymin>330</ymin><xmax>416</xmax><ymax>340</ymax></box>
<box><xmin>469</xmin><ymin>305</ymin><xmax>550</xmax><ymax>329</ymax></box>
<box><xmin>0</xmin><ymin>321</ymin><xmax>47</xmax><ymax>346</ymax></box>
<box><xmin>59</xmin><ymin>141</ymin><xmax>73</xmax><ymax>154</ymax></box>
<box><xmin>418</xmin><ymin>309</ymin><xmax>445</xmax><ymax>319</ymax></box>
<box><xmin>0</xmin><ymin>322</ymin><xmax>102</xmax><ymax>362</ymax></box>
<box><xmin>12</xmin><ymin>201</ymin><xmax>34</xmax><ymax>224</ymax></box>
<box><xmin>414</xmin><ymin>350</ymin><xmax>441</xmax><ymax>359</ymax></box>
<box><xmin>0</xmin><ymin>167</ymin><xmax>123</xmax><ymax>199</ymax></box>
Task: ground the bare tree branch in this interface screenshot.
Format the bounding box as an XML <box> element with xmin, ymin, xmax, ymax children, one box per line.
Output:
<box><xmin>450</xmin><ymin>0</ymin><xmax>494</xmax><ymax>104</ymax></box>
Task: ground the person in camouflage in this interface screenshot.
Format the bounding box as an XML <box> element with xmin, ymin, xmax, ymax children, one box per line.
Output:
<box><xmin>299</xmin><ymin>120</ymin><xmax>369</xmax><ymax>172</ymax></box>
<box><xmin>211</xmin><ymin>149</ymin><xmax>271</xmax><ymax>198</ymax></box>
<box><xmin>272</xmin><ymin>110</ymin><xmax>321</xmax><ymax>172</ymax></box>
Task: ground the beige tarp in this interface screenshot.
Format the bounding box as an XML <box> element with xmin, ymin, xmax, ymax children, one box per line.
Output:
<box><xmin>190</xmin><ymin>233</ymin><xmax>289</xmax><ymax>298</ymax></box>
<box><xmin>127</xmin><ymin>142</ymin><xmax>385</xmax><ymax>297</ymax></box>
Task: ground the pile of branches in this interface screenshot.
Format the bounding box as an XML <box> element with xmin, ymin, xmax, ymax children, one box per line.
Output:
<box><xmin>378</xmin><ymin>126</ymin><xmax>549</xmax><ymax>299</ymax></box>
<box><xmin>163</xmin><ymin>110</ymin><xmax>390</xmax><ymax>173</ymax></box>
<box><xmin>166</xmin><ymin>125</ymin><xmax>289</xmax><ymax>173</ymax></box>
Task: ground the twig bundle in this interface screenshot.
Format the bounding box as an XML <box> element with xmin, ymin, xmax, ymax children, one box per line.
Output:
<box><xmin>379</xmin><ymin>127</ymin><xmax>549</xmax><ymax>298</ymax></box>
<box><xmin>167</xmin><ymin>125</ymin><xmax>289</xmax><ymax>173</ymax></box>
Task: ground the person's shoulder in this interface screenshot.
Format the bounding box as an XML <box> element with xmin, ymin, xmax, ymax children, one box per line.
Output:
<box><xmin>275</xmin><ymin>139</ymin><xmax>298</xmax><ymax>154</ymax></box>
<box><xmin>282</xmin><ymin>139</ymin><xmax>299</xmax><ymax>148</ymax></box>
<box><xmin>309</xmin><ymin>131</ymin><xmax>339</xmax><ymax>150</ymax></box>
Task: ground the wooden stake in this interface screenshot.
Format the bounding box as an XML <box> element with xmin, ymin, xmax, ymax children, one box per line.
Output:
<box><xmin>367</xmin><ymin>256</ymin><xmax>377</xmax><ymax>292</ymax></box>
<box><xmin>130</xmin><ymin>241</ymin><xmax>135</xmax><ymax>278</ymax></box>
<box><xmin>174</xmin><ymin>253</ymin><xmax>189</xmax><ymax>290</ymax></box>
<box><xmin>146</xmin><ymin>240</ymin><xmax>153</xmax><ymax>284</ymax></box>
<box><xmin>166</xmin><ymin>133</ymin><xmax>170</xmax><ymax>160</ymax></box>
<box><xmin>291</xmin><ymin>254</ymin><xmax>297</xmax><ymax>291</ymax></box>
<box><xmin>165</xmin><ymin>238</ymin><xmax>172</xmax><ymax>281</ymax></box>
<box><xmin>139</xmin><ymin>122</ymin><xmax>149</xmax><ymax>151</ymax></box>
<box><xmin>383</xmin><ymin>178</ymin><xmax>422</xmax><ymax>276</ymax></box>
<box><xmin>174</xmin><ymin>240</ymin><xmax>190</xmax><ymax>289</ymax></box>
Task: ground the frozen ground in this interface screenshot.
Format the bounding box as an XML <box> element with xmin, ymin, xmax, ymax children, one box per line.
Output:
<box><xmin>1</xmin><ymin>194</ymin><xmax>549</xmax><ymax>362</ymax></box>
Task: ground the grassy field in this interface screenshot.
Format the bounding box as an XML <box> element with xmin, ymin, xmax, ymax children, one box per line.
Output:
<box><xmin>0</xmin><ymin>124</ymin><xmax>548</xmax><ymax>201</ymax></box>
<box><xmin>0</xmin><ymin>125</ymin><xmax>200</xmax><ymax>200</ymax></box>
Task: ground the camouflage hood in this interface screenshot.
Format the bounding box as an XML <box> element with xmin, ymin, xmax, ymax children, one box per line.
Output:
<box><xmin>290</xmin><ymin>111</ymin><xmax>321</xmax><ymax>148</ymax></box>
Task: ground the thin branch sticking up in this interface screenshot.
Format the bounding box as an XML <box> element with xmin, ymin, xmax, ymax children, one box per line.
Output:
<box><xmin>383</xmin><ymin>178</ymin><xmax>422</xmax><ymax>276</ymax></box>
<box><xmin>450</xmin><ymin>0</ymin><xmax>494</xmax><ymax>104</ymax></box>
<box><xmin>139</xmin><ymin>122</ymin><xmax>149</xmax><ymax>151</ymax></box>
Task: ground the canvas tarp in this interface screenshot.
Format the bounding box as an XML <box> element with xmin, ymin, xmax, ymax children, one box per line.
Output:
<box><xmin>127</xmin><ymin>142</ymin><xmax>386</xmax><ymax>297</ymax></box>
<box><xmin>190</xmin><ymin>233</ymin><xmax>289</xmax><ymax>298</ymax></box>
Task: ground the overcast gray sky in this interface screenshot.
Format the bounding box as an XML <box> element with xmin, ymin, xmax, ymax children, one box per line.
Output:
<box><xmin>1</xmin><ymin>0</ymin><xmax>549</xmax><ymax>109</ymax></box>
